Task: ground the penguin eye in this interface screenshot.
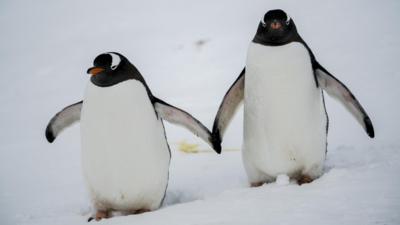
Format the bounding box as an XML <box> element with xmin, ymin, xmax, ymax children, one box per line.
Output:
<box><xmin>109</xmin><ymin>52</ymin><xmax>121</xmax><ymax>70</ymax></box>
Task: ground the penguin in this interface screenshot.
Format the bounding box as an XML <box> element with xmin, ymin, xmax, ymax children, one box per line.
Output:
<box><xmin>45</xmin><ymin>52</ymin><xmax>220</xmax><ymax>221</ymax></box>
<box><xmin>211</xmin><ymin>9</ymin><xmax>374</xmax><ymax>187</ymax></box>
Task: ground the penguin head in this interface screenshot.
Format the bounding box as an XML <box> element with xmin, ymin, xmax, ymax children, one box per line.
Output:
<box><xmin>87</xmin><ymin>52</ymin><xmax>139</xmax><ymax>87</ymax></box>
<box><xmin>254</xmin><ymin>9</ymin><xmax>298</xmax><ymax>46</ymax></box>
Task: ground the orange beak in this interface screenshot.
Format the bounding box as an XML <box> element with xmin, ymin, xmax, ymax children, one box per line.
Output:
<box><xmin>270</xmin><ymin>21</ymin><xmax>282</xmax><ymax>30</ymax></box>
<box><xmin>87</xmin><ymin>67</ymin><xmax>105</xmax><ymax>76</ymax></box>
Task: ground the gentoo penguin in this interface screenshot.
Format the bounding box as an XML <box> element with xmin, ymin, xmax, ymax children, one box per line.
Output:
<box><xmin>211</xmin><ymin>9</ymin><xmax>374</xmax><ymax>186</ymax></box>
<box><xmin>45</xmin><ymin>52</ymin><xmax>220</xmax><ymax>221</ymax></box>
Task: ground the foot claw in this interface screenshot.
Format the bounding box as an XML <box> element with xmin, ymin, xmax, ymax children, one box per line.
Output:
<box><xmin>134</xmin><ymin>209</ymin><xmax>150</xmax><ymax>214</ymax></box>
<box><xmin>250</xmin><ymin>182</ymin><xmax>264</xmax><ymax>187</ymax></box>
<box><xmin>298</xmin><ymin>175</ymin><xmax>314</xmax><ymax>185</ymax></box>
<box><xmin>88</xmin><ymin>210</ymin><xmax>109</xmax><ymax>222</ymax></box>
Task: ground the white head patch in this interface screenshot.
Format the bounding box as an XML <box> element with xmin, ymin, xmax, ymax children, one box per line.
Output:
<box><xmin>108</xmin><ymin>52</ymin><xmax>121</xmax><ymax>70</ymax></box>
<box><xmin>261</xmin><ymin>12</ymin><xmax>291</xmax><ymax>26</ymax></box>
<box><xmin>285</xmin><ymin>13</ymin><xmax>291</xmax><ymax>25</ymax></box>
<box><xmin>261</xmin><ymin>16</ymin><xmax>266</xmax><ymax>27</ymax></box>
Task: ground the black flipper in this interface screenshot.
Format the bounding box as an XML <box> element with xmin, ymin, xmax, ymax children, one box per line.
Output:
<box><xmin>211</xmin><ymin>68</ymin><xmax>245</xmax><ymax>153</ymax></box>
<box><xmin>153</xmin><ymin>98</ymin><xmax>220</xmax><ymax>152</ymax></box>
<box><xmin>45</xmin><ymin>101</ymin><xmax>83</xmax><ymax>143</ymax></box>
<box><xmin>315</xmin><ymin>63</ymin><xmax>374</xmax><ymax>138</ymax></box>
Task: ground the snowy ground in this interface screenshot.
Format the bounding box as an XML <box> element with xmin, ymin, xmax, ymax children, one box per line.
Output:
<box><xmin>1</xmin><ymin>0</ymin><xmax>400</xmax><ymax>224</ymax></box>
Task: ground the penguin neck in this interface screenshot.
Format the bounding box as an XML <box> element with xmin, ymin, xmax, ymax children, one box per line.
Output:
<box><xmin>90</xmin><ymin>66</ymin><xmax>143</xmax><ymax>87</ymax></box>
<box><xmin>90</xmin><ymin>68</ymin><xmax>154</xmax><ymax>102</ymax></box>
<box><xmin>252</xmin><ymin>27</ymin><xmax>302</xmax><ymax>47</ymax></box>
<box><xmin>91</xmin><ymin>74</ymin><xmax>134</xmax><ymax>87</ymax></box>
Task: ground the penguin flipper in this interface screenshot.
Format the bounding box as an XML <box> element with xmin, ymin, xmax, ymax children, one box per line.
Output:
<box><xmin>315</xmin><ymin>63</ymin><xmax>374</xmax><ymax>138</ymax></box>
<box><xmin>153</xmin><ymin>98</ymin><xmax>220</xmax><ymax>153</ymax></box>
<box><xmin>45</xmin><ymin>101</ymin><xmax>83</xmax><ymax>143</ymax></box>
<box><xmin>212</xmin><ymin>68</ymin><xmax>245</xmax><ymax>153</ymax></box>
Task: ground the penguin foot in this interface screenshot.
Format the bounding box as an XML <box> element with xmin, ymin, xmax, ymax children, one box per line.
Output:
<box><xmin>250</xmin><ymin>181</ymin><xmax>264</xmax><ymax>187</ymax></box>
<box><xmin>134</xmin><ymin>209</ymin><xmax>151</xmax><ymax>214</ymax></box>
<box><xmin>297</xmin><ymin>175</ymin><xmax>314</xmax><ymax>185</ymax></box>
<box><xmin>88</xmin><ymin>210</ymin><xmax>109</xmax><ymax>222</ymax></box>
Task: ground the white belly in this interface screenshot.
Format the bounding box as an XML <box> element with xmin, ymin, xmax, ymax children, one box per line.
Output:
<box><xmin>243</xmin><ymin>42</ymin><xmax>327</xmax><ymax>182</ymax></box>
<box><xmin>80</xmin><ymin>80</ymin><xmax>170</xmax><ymax>211</ymax></box>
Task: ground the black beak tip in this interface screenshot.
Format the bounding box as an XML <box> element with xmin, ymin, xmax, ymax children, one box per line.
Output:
<box><xmin>86</xmin><ymin>67</ymin><xmax>93</xmax><ymax>74</ymax></box>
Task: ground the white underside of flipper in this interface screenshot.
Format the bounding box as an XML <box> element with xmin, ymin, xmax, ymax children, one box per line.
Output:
<box><xmin>243</xmin><ymin>42</ymin><xmax>327</xmax><ymax>183</ymax></box>
<box><xmin>81</xmin><ymin>80</ymin><xmax>170</xmax><ymax>212</ymax></box>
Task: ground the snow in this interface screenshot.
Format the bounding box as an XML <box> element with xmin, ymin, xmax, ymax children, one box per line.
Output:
<box><xmin>1</xmin><ymin>0</ymin><xmax>400</xmax><ymax>225</ymax></box>
<box><xmin>275</xmin><ymin>174</ymin><xmax>290</xmax><ymax>186</ymax></box>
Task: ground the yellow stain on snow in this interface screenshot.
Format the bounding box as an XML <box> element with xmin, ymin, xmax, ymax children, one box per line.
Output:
<box><xmin>177</xmin><ymin>140</ymin><xmax>200</xmax><ymax>153</ymax></box>
<box><xmin>176</xmin><ymin>140</ymin><xmax>241</xmax><ymax>154</ymax></box>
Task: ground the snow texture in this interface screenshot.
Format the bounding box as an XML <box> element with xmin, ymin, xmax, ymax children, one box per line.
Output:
<box><xmin>0</xmin><ymin>0</ymin><xmax>399</xmax><ymax>225</ymax></box>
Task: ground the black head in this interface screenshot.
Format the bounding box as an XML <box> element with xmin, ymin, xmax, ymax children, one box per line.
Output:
<box><xmin>87</xmin><ymin>52</ymin><xmax>143</xmax><ymax>87</ymax></box>
<box><xmin>253</xmin><ymin>9</ymin><xmax>299</xmax><ymax>46</ymax></box>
